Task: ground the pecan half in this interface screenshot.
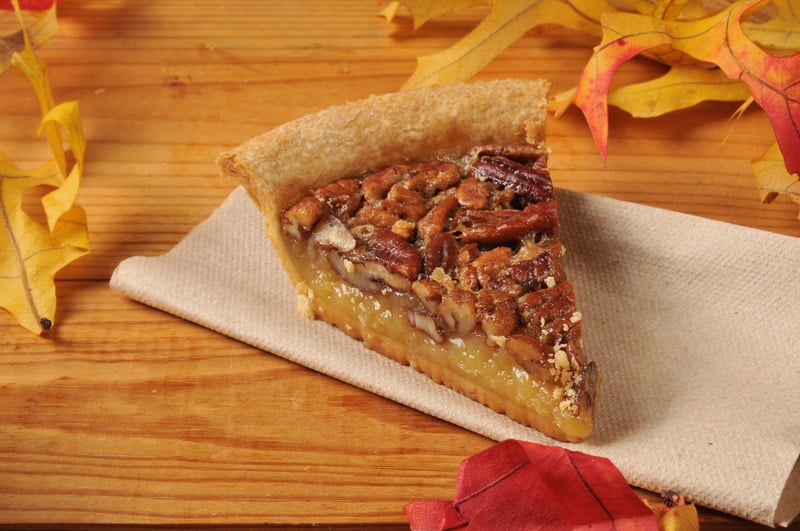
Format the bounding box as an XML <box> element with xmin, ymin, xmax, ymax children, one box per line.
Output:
<box><xmin>384</xmin><ymin>184</ymin><xmax>428</xmax><ymax>222</ymax></box>
<box><xmin>517</xmin><ymin>281</ymin><xmax>576</xmax><ymax>329</ymax></box>
<box><xmin>422</xmin><ymin>232</ymin><xmax>458</xmax><ymax>277</ymax></box>
<box><xmin>362</xmin><ymin>165</ymin><xmax>407</xmax><ymax>201</ymax></box>
<box><xmin>470</xmin><ymin>156</ymin><xmax>553</xmax><ymax>206</ymax></box>
<box><xmin>348</xmin><ymin>225</ymin><xmax>422</xmax><ymax>284</ymax></box>
<box><xmin>476</xmin><ymin>289</ymin><xmax>518</xmax><ymax>337</ymax></box>
<box><xmin>282</xmin><ymin>196</ymin><xmax>325</xmax><ymax>240</ymax></box>
<box><xmin>417</xmin><ymin>193</ymin><xmax>458</xmax><ymax>243</ymax></box>
<box><xmin>507</xmin><ymin>247</ymin><xmax>563</xmax><ymax>291</ymax></box>
<box><xmin>456</xmin><ymin>176</ymin><xmax>492</xmax><ymax>209</ymax></box>
<box><xmin>455</xmin><ymin>201</ymin><xmax>558</xmax><ymax>245</ymax></box>
<box><xmin>439</xmin><ymin>288</ymin><xmax>478</xmax><ymax>334</ymax></box>
<box><xmin>314</xmin><ymin>177</ymin><xmax>362</xmax><ymax>217</ymax></box>
<box><xmin>403</xmin><ymin>161</ymin><xmax>461</xmax><ymax>198</ymax></box>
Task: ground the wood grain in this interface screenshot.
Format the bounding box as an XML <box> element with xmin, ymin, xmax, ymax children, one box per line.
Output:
<box><xmin>1</xmin><ymin>0</ymin><xmax>798</xmax><ymax>528</ymax></box>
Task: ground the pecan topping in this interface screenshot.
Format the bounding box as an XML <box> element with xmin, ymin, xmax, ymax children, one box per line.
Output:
<box><xmin>280</xmin><ymin>143</ymin><xmax>589</xmax><ymax>412</ymax></box>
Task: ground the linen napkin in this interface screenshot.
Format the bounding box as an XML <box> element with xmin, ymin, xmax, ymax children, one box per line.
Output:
<box><xmin>110</xmin><ymin>185</ymin><xmax>800</xmax><ymax>527</ymax></box>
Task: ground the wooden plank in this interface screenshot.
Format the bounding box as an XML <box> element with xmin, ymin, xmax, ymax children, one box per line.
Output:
<box><xmin>0</xmin><ymin>281</ymin><xmax>489</xmax><ymax>525</ymax></box>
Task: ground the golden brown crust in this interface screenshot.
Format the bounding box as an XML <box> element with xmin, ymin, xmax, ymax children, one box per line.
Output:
<box><xmin>216</xmin><ymin>79</ymin><xmax>550</xmax><ymax>285</ymax></box>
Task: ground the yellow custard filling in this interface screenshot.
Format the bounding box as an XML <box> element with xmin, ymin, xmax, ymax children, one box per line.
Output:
<box><xmin>288</xmin><ymin>238</ymin><xmax>594</xmax><ymax>442</ymax></box>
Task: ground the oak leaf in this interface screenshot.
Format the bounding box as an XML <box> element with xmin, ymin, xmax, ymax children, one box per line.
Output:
<box><xmin>1</xmin><ymin>0</ymin><xmax>87</xmax><ymax>334</ymax></box>
<box><xmin>1</xmin><ymin>0</ymin><xmax>58</xmax><ymax>73</ymax></box>
<box><xmin>381</xmin><ymin>0</ymin><xmax>489</xmax><ymax>29</ymax></box>
<box><xmin>392</xmin><ymin>0</ymin><xmax>619</xmax><ymax>90</ymax></box>
<box><xmin>753</xmin><ymin>142</ymin><xmax>800</xmax><ymax>218</ymax></box>
<box><xmin>574</xmin><ymin>0</ymin><xmax>800</xmax><ymax>174</ymax></box>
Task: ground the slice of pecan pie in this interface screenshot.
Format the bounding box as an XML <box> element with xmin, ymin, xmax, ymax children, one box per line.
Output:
<box><xmin>217</xmin><ymin>79</ymin><xmax>597</xmax><ymax>442</ymax></box>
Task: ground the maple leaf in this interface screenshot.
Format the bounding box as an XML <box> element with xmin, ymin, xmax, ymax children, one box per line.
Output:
<box><xmin>574</xmin><ymin>0</ymin><xmax>800</xmax><ymax>175</ymax></box>
<box><xmin>1</xmin><ymin>0</ymin><xmax>87</xmax><ymax>335</ymax></box>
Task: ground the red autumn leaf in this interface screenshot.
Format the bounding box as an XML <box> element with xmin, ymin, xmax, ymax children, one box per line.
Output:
<box><xmin>575</xmin><ymin>0</ymin><xmax>800</xmax><ymax>175</ymax></box>
<box><xmin>0</xmin><ymin>0</ymin><xmax>60</xmax><ymax>10</ymax></box>
<box><xmin>404</xmin><ymin>439</ymin><xmax>658</xmax><ymax>530</ymax></box>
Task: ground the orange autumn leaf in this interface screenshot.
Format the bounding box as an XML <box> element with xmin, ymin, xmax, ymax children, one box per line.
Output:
<box><xmin>1</xmin><ymin>0</ymin><xmax>88</xmax><ymax>334</ymax></box>
<box><xmin>574</xmin><ymin>0</ymin><xmax>800</xmax><ymax>174</ymax></box>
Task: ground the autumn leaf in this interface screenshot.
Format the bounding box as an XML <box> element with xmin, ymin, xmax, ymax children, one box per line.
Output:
<box><xmin>1</xmin><ymin>0</ymin><xmax>87</xmax><ymax>335</ymax></box>
<box><xmin>740</xmin><ymin>0</ymin><xmax>800</xmax><ymax>54</ymax></box>
<box><xmin>393</xmin><ymin>0</ymin><xmax>620</xmax><ymax>90</ymax></box>
<box><xmin>643</xmin><ymin>493</ymin><xmax>700</xmax><ymax>531</ymax></box>
<box><xmin>381</xmin><ymin>0</ymin><xmax>489</xmax><ymax>29</ymax></box>
<box><xmin>404</xmin><ymin>439</ymin><xmax>659</xmax><ymax>530</ymax></box>
<box><xmin>574</xmin><ymin>0</ymin><xmax>800</xmax><ymax>174</ymax></box>
<box><xmin>1</xmin><ymin>0</ymin><xmax>58</xmax><ymax>73</ymax></box>
<box><xmin>0</xmin><ymin>0</ymin><xmax>60</xmax><ymax>10</ymax></box>
<box><xmin>753</xmin><ymin>142</ymin><xmax>800</xmax><ymax>216</ymax></box>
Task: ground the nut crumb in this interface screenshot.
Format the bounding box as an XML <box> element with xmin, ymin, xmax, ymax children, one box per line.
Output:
<box><xmin>296</xmin><ymin>282</ymin><xmax>315</xmax><ymax>319</ymax></box>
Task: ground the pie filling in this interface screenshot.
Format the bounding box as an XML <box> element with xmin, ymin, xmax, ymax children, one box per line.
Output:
<box><xmin>279</xmin><ymin>144</ymin><xmax>597</xmax><ymax>442</ymax></box>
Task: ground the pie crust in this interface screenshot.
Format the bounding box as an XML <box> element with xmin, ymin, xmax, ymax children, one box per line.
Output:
<box><xmin>217</xmin><ymin>79</ymin><xmax>597</xmax><ymax>442</ymax></box>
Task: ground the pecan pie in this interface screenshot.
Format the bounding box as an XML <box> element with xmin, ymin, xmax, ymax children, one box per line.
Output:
<box><xmin>217</xmin><ymin>79</ymin><xmax>597</xmax><ymax>442</ymax></box>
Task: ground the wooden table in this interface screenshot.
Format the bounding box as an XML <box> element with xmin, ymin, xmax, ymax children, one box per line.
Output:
<box><xmin>1</xmin><ymin>1</ymin><xmax>798</xmax><ymax>529</ymax></box>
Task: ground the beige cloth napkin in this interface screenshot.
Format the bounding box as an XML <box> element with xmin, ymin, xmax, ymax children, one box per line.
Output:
<box><xmin>110</xmin><ymin>185</ymin><xmax>800</xmax><ymax>527</ymax></box>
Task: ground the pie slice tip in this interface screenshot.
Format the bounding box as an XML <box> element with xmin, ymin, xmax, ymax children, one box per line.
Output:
<box><xmin>217</xmin><ymin>79</ymin><xmax>598</xmax><ymax>442</ymax></box>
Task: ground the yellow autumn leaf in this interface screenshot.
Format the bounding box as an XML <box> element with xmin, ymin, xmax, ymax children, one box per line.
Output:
<box><xmin>753</xmin><ymin>143</ymin><xmax>800</xmax><ymax>212</ymax></box>
<box><xmin>741</xmin><ymin>0</ymin><xmax>800</xmax><ymax>53</ymax></box>
<box><xmin>381</xmin><ymin>0</ymin><xmax>489</xmax><ymax>29</ymax></box>
<box><xmin>549</xmin><ymin>64</ymin><xmax>751</xmax><ymax>118</ymax></box>
<box><xmin>400</xmin><ymin>0</ymin><xmax>619</xmax><ymax>90</ymax></box>
<box><xmin>656</xmin><ymin>503</ymin><xmax>699</xmax><ymax>531</ymax></box>
<box><xmin>1</xmin><ymin>2</ymin><xmax>58</xmax><ymax>74</ymax></box>
<box><xmin>607</xmin><ymin>64</ymin><xmax>751</xmax><ymax>118</ymax></box>
<box><xmin>0</xmin><ymin>0</ymin><xmax>88</xmax><ymax>335</ymax></box>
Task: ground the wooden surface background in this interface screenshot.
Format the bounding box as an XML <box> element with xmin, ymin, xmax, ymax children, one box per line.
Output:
<box><xmin>1</xmin><ymin>1</ymin><xmax>798</xmax><ymax>529</ymax></box>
